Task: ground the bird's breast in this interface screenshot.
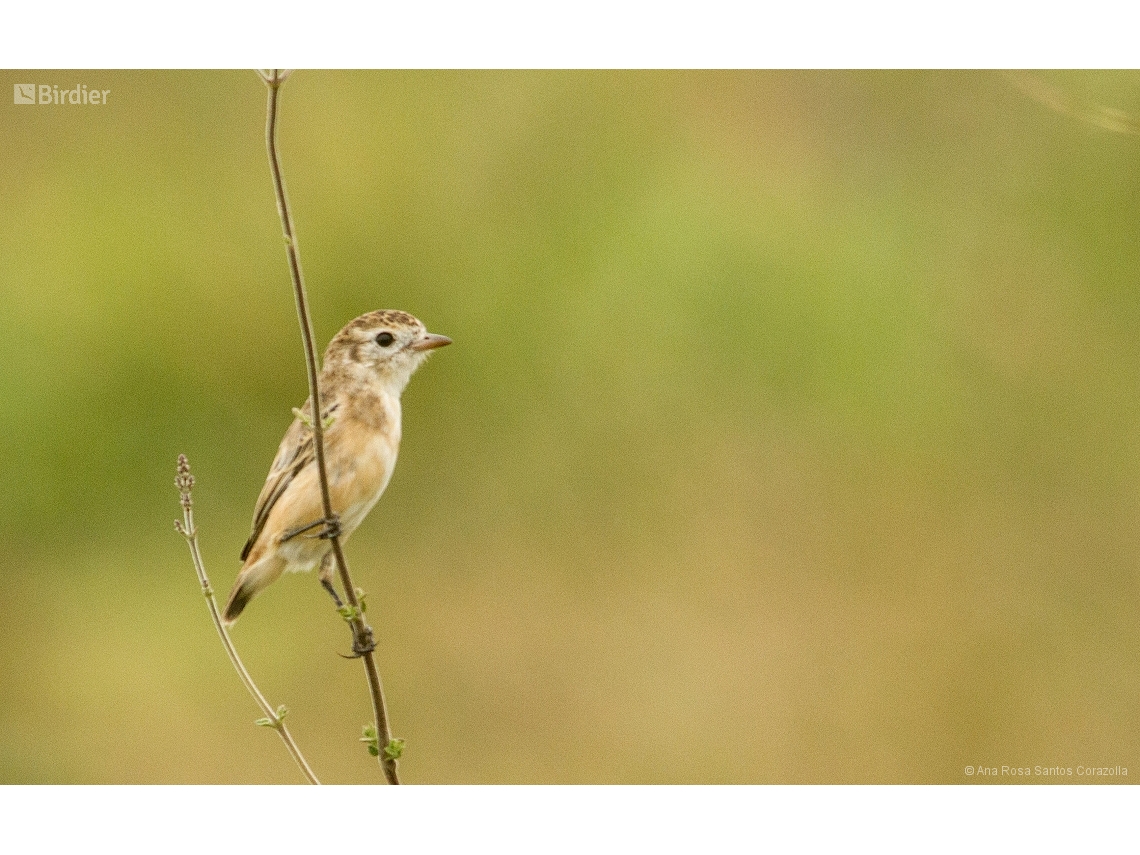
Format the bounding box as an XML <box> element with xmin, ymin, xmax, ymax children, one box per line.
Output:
<box><xmin>327</xmin><ymin>410</ymin><xmax>401</xmax><ymax>538</ymax></box>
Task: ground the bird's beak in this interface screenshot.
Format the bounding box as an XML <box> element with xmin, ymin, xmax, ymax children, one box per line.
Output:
<box><xmin>411</xmin><ymin>332</ymin><xmax>452</xmax><ymax>352</ymax></box>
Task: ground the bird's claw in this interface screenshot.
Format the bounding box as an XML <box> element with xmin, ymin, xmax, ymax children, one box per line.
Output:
<box><xmin>338</xmin><ymin>627</ymin><xmax>377</xmax><ymax>659</ymax></box>
<box><xmin>282</xmin><ymin>514</ymin><xmax>343</xmax><ymax>543</ymax></box>
<box><xmin>313</xmin><ymin>515</ymin><xmax>342</xmax><ymax>541</ymax></box>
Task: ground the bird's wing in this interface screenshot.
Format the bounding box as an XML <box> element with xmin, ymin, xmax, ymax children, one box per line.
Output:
<box><xmin>240</xmin><ymin>400</ymin><xmax>338</xmax><ymax>561</ymax></box>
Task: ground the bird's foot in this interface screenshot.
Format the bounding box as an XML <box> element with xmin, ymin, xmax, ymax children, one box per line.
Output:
<box><xmin>313</xmin><ymin>514</ymin><xmax>342</xmax><ymax>541</ymax></box>
<box><xmin>338</xmin><ymin>625</ymin><xmax>377</xmax><ymax>659</ymax></box>
<box><xmin>280</xmin><ymin>514</ymin><xmax>342</xmax><ymax>543</ymax></box>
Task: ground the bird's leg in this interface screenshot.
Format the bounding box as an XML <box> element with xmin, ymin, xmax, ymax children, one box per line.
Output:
<box><xmin>279</xmin><ymin>517</ymin><xmax>328</xmax><ymax>542</ymax></box>
<box><xmin>319</xmin><ymin>553</ymin><xmax>379</xmax><ymax>658</ymax></box>
<box><xmin>321</xmin><ymin>578</ymin><xmax>344</xmax><ymax>609</ymax></box>
<box><xmin>280</xmin><ymin>513</ymin><xmax>342</xmax><ymax>543</ymax></box>
<box><xmin>314</xmin><ymin>536</ymin><xmax>377</xmax><ymax>659</ymax></box>
<box><xmin>317</xmin><ymin>553</ymin><xmax>344</xmax><ymax>609</ymax></box>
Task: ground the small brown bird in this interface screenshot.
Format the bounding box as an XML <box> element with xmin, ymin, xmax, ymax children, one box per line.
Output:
<box><xmin>223</xmin><ymin>310</ymin><xmax>450</xmax><ymax>625</ymax></box>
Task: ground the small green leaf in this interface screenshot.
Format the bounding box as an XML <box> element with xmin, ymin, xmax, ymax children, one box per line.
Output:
<box><xmin>360</xmin><ymin>724</ymin><xmax>380</xmax><ymax>757</ymax></box>
<box><xmin>276</xmin><ymin>705</ymin><xmax>289</xmax><ymax>720</ymax></box>
<box><xmin>338</xmin><ymin>604</ymin><xmax>360</xmax><ymax>622</ymax></box>
<box><xmin>255</xmin><ymin>717</ymin><xmax>276</xmax><ymax>728</ymax></box>
<box><xmin>383</xmin><ymin>738</ymin><xmax>405</xmax><ymax>761</ymax></box>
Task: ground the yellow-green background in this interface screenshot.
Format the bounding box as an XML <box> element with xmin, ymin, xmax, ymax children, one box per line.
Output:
<box><xmin>2</xmin><ymin>70</ymin><xmax>1139</xmax><ymax>783</ymax></box>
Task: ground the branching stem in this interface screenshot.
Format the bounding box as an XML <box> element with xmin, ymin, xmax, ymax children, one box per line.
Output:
<box><xmin>175</xmin><ymin>455</ymin><xmax>320</xmax><ymax>784</ymax></box>
<box><xmin>259</xmin><ymin>69</ymin><xmax>400</xmax><ymax>785</ymax></box>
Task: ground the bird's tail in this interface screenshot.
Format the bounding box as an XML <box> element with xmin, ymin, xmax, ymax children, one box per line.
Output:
<box><xmin>222</xmin><ymin>555</ymin><xmax>285</xmax><ymax>626</ymax></box>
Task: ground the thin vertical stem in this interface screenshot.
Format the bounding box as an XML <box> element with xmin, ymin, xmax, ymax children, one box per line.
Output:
<box><xmin>259</xmin><ymin>69</ymin><xmax>400</xmax><ymax>784</ymax></box>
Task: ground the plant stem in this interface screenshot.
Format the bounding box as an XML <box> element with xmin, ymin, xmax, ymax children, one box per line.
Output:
<box><xmin>175</xmin><ymin>455</ymin><xmax>320</xmax><ymax>785</ymax></box>
<box><xmin>259</xmin><ymin>69</ymin><xmax>400</xmax><ymax>785</ymax></box>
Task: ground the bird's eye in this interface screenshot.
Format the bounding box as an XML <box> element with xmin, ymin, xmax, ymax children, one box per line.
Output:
<box><xmin>375</xmin><ymin>332</ymin><xmax>395</xmax><ymax>347</ymax></box>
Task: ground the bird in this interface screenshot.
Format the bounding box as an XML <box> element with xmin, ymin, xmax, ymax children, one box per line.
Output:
<box><xmin>223</xmin><ymin>309</ymin><xmax>451</xmax><ymax>626</ymax></box>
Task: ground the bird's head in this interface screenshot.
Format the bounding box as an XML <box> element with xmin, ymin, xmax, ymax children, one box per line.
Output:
<box><xmin>323</xmin><ymin>309</ymin><xmax>451</xmax><ymax>396</ymax></box>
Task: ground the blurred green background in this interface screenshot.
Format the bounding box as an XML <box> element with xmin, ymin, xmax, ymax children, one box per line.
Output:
<box><xmin>2</xmin><ymin>70</ymin><xmax>1139</xmax><ymax>783</ymax></box>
